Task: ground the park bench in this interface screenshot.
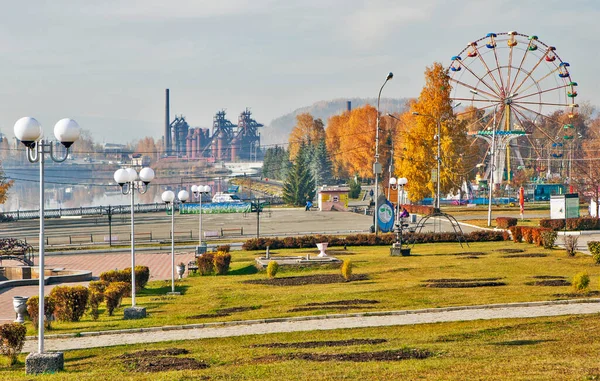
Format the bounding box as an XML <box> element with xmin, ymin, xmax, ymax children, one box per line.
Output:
<box><xmin>204</xmin><ymin>230</ymin><xmax>219</xmax><ymax>238</ymax></box>
<box><xmin>187</xmin><ymin>260</ymin><xmax>198</xmax><ymax>274</ymax></box>
<box><xmin>220</xmin><ymin>227</ymin><xmax>243</xmax><ymax>236</ymax></box>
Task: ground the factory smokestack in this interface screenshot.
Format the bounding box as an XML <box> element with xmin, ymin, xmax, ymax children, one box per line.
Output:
<box><xmin>165</xmin><ymin>89</ymin><xmax>170</xmax><ymax>156</ymax></box>
<box><xmin>347</xmin><ymin>101</ymin><xmax>351</xmax><ymax>112</ymax></box>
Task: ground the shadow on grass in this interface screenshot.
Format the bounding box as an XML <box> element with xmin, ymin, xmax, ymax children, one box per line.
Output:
<box><xmin>140</xmin><ymin>284</ymin><xmax>191</xmax><ymax>296</ymax></box>
<box><xmin>495</xmin><ymin>339</ymin><xmax>555</xmax><ymax>346</ymax></box>
<box><xmin>229</xmin><ymin>264</ymin><xmax>259</xmax><ymax>276</ymax></box>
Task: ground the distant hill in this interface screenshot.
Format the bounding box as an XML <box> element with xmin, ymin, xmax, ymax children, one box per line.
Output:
<box><xmin>262</xmin><ymin>97</ymin><xmax>410</xmax><ymax>146</ymax></box>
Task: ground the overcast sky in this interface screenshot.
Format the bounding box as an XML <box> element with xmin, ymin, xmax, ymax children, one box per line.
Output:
<box><xmin>0</xmin><ymin>0</ymin><xmax>597</xmax><ymax>145</ymax></box>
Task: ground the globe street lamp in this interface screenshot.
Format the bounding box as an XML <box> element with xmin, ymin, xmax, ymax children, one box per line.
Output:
<box><xmin>191</xmin><ymin>185</ymin><xmax>211</xmax><ymax>254</ymax></box>
<box><xmin>114</xmin><ymin>166</ymin><xmax>155</xmax><ymax>319</ymax></box>
<box><xmin>374</xmin><ymin>72</ymin><xmax>394</xmax><ymax>235</ymax></box>
<box><xmin>14</xmin><ymin>117</ymin><xmax>80</xmax><ymax>373</ymax></box>
<box><xmin>390</xmin><ymin>177</ymin><xmax>408</xmax><ymax>246</ymax></box>
<box><xmin>162</xmin><ymin>189</ymin><xmax>189</xmax><ymax>294</ymax></box>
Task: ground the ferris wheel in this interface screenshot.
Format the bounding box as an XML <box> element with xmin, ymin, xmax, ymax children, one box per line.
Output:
<box><xmin>448</xmin><ymin>31</ymin><xmax>578</xmax><ymax>183</ymax></box>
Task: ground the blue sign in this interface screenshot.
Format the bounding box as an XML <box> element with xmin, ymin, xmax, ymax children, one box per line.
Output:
<box><xmin>377</xmin><ymin>199</ymin><xmax>395</xmax><ymax>233</ymax></box>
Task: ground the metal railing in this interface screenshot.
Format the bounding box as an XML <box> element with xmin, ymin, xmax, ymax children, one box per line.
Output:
<box><xmin>1</xmin><ymin>196</ymin><xmax>284</xmax><ymax>221</ymax></box>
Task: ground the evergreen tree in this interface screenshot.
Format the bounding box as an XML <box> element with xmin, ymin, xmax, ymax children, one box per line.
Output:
<box><xmin>262</xmin><ymin>146</ymin><xmax>290</xmax><ymax>181</ymax></box>
<box><xmin>282</xmin><ymin>144</ymin><xmax>316</xmax><ymax>206</ymax></box>
<box><xmin>348</xmin><ymin>177</ymin><xmax>362</xmax><ymax>198</ymax></box>
<box><xmin>311</xmin><ymin>138</ymin><xmax>333</xmax><ymax>186</ymax></box>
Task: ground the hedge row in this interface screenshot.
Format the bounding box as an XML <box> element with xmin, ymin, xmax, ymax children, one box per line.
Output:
<box><xmin>508</xmin><ymin>226</ymin><xmax>555</xmax><ymax>248</ymax></box>
<box><xmin>539</xmin><ymin>217</ymin><xmax>600</xmax><ymax>231</ymax></box>
<box><xmin>496</xmin><ymin>217</ymin><xmax>518</xmax><ymax>229</ymax></box>
<box><xmin>242</xmin><ymin>231</ymin><xmax>508</xmax><ymax>251</ymax></box>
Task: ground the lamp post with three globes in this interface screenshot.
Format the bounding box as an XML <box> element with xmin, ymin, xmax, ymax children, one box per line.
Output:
<box><xmin>161</xmin><ymin>189</ymin><xmax>189</xmax><ymax>294</ymax></box>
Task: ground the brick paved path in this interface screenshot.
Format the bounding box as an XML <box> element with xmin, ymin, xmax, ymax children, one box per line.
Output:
<box><xmin>0</xmin><ymin>251</ymin><xmax>196</xmax><ymax>322</ymax></box>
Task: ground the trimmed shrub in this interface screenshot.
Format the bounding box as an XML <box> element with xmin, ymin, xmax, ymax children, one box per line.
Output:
<box><xmin>0</xmin><ymin>323</ymin><xmax>27</xmax><ymax>365</ymax></box>
<box><xmin>564</xmin><ymin>235</ymin><xmax>579</xmax><ymax>257</ymax></box>
<box><xmin>509</xmin><ymin>226</ymin><xmax>522</xmax><ymax>243</ymax></box>
<box><xmin>572</xmin><ymin>272</ymin><xmax>590</xmax><ymax>292</ymax></box>
<box><xmin>539</xmin><ymin>219</ymin><xmax>565</xmax><ymax>230</ymax></box>
<box><xmin>496</xmin><ymin>217</ymin><xmax>518</xmax><ymax>229</ymax></box>
<box><xmin>99</xmin><ymin>269</ymin><xmax>129</xmax><ymax>284</ymax></box>
<box><xmin>49</xmin><ymin>286</ymin><xmax>89</xmax><ymax>322</ymax></box>
<box><xmin>26</xmin><ymin>296</ymin><xmax>56</xmax><ymax>330</ymax></box>
<box><xmin>216</xmin><ymin>244</ymin><xmax>231</xmax><ymax>253</ymax></box>
<box><xmin>541</xmin><ymin>217</ymin><xmax>600</xmax><ymax>231</ymax></box>
<box><xmin>521</xmin><ymin>227</ymin><xmax>534</xmax><ymax>244</ymax></box>
<box><xmin>104</xmin><ymin>282</ymin><xmax>130</xmax><ymax>316</ymax></box>
<box><xmin>214</xmin><ymin>251</ymin><xmax>232</xmax><ymax>275</ymax></box>
<box><xmin>589</xmin><ymin>241</ymin><xmax>600</xmax><ymax>264</ymax></box>
<box><xmin>541</xmin><ymin>230</ymin><xmax>557</xmax><ymax>249</ymax></box>
<box><xmin>197</xmin><ymin>253</ymin><xmax>215</xmax><ymax>275</ymax></box>
<box><xmin>132</xmin><ymin>266</ymin><xmax>150</xmax><ymax>290</ymax></box>
<box><xmin>266</xmin><ymin>261</ymin><xmax>279</xmax><ymax>279</ymax></box>
<box><xmin>88</xmin><ymin>281</ymin><xmax>108</xmax><ymax>320</ymax></box>
<box><xmin>341</xmin><ymin>260</ymin><xmax>353</xmax><ymax>281</ymax></box>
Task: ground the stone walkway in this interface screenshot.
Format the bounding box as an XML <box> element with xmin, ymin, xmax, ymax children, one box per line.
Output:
<box><xmin>22</xmin><ymin>299</ymin><xmax>600</xmax><ymax>353</ymax></box>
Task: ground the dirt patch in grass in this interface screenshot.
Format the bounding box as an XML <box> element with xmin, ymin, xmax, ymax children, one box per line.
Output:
<box><xmin>494</xmin><ymin>248</ymin><xmax>525</xmax><ymax>253</ymax></box>
<box><xmin>244</xmin><ymin>274</ymin><xmax>369</xmax><ymax>286</ymax></box>
<box><xmin>461</xmin><ymin>256</ymin><xmax>481</xmax><ymax>259</ymax></box>
<box><xmin>533</xmin><ymin>275</ymin><xmax>566</xmax><ymax>279</ymax></box>
<box><xmin>251</xmin><ymin>338</ymin><xmax>387</xmax><ymax>349</ymax></box>
<box><xmin>257</xmin><ymin>348</ymin><xmax>433</xmax><ymax>362</ymax></box>
<box><xmin>187</xmin><ymin>306</ymin><xmax>259</xmax><ymax>319</ymax></box>
<box><xmin>526</xmin><ymin>280</ymin><xmax>571</xmax><ymax>286</ymax></box>
<box><xmin>454</xmin><ymin>252</ymin><xmax>486</xmax><ymax>256</ymax></box>
<box><xmin>306</xmin><ymin>299</ymin><xmax>379</xmax><ymax>306</ymax></box>
<box><xmin>288</xmin><ymin>299</ymin><xmax>379</xmax><ymax>312</ymax></box>
<box><xmin>423</xmin><ymin>278</ymin><xmax>505</xmax><ymax>288</ymax></box>
<box><xmin>502</xmin><ymin>253</ymin><xmax>548</xmax><ymax>258</ymax></box>
<box><xmin>116</xmin><ymin>348</ymin><xmax>209</xmax><ymax>373</ymax></box>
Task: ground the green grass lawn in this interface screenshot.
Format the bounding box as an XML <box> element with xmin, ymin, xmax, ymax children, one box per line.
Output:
<box><xmin>24</xmin><ymin>241</ymin><xmax>599</xmax><ymax>337</ymax></box>
<box><xmin>3</xmin><ymin>314</ymin><xmax>600</xmax><ymax>380</ymax></box>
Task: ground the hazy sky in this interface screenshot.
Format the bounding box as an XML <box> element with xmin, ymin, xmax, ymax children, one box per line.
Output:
<box><xmin>0</xmin><ymin>0</ymin><xmax>597</xmax><ymax>145</ymax></box>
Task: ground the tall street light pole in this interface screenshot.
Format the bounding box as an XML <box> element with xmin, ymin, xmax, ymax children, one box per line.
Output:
<box><xmin>191</xmin><ymin>185</ymin><xmax>211</xmax><ymax>254</ymax></box>
<box><xmin>114</xmin><ymin>166</ymin><xmax>155</xmax><ymax>318</ymax></box>
<box><xmin>162</xmin><ymin>189</ymin><xmax>189</xmax><ymax>294</ymax></box>
<box><xmin>14</xmin><ymin>117</ymin><xmax>81</xmax><ymax>374</ymax></box>
<box><xmin>374</xmin><ymin>72</ymin><xmax>393</xmax><ymax>235</ymax></box>
<box><xmin>487</xmin><ymin>106</ymin><xmax>498</xmax><ymax>227</ymax></box>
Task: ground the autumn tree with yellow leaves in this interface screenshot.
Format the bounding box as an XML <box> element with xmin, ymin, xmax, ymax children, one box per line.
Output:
<box><xmin>288</xmin><ymin>113</ymin><xmax>325</xmax><ymax>161</ymax></box>
<box><xmin>394</xmin><ymin>62</ymin><xmax>468</xmax><ymax>203</ymax></box>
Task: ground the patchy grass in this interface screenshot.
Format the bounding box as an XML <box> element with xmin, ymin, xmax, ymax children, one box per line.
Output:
<box><xmin>19</xmin><ymin>241</ymin><xmax>600</xmax><ymax>337</ymax></box>
<box><xmin>4</xmin><ymin>315</ymin><xmax>600</xmax><ymax>379</ymax></box>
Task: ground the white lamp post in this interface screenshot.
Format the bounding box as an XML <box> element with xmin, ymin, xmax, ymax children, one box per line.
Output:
<box><xmin>389</xmin><ymin>177</ymin><xmax>408</xmax><ymax>238</ymax></box>
<box><xmin>114</xmin><ymin>166</ymin><xmax>155</xmax><ymax>319</ymax></box>
<box><xmin>191</xmin><ymin>184</ymin><xmax>211</xmax><ymax>254</ymax></box>
<box><xmin>162</xmin><ymin>189</ymin><xmax>188</xmax><ymax>294</ymax></box>
<box><xmin>14</xmin><ymin>117</ymin><xmax>80</xmax><ymax>374</ymax></box>
<box><xmin>374</xmin><ymin>72</ymin><xmax>393</xmax><ymax>235</ymax></box>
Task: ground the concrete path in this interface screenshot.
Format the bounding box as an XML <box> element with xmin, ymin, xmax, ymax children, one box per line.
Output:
<box><xmin>22</xmin><ymin>299</ymin><xmax>600</xmax><ymax>353</ymax></box>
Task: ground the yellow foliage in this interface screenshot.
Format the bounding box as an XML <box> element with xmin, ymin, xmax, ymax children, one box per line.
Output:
<box><xmin>288</xmin><ymin>113</ymin><xmax>325</xmax><ymax>161</ymax></box>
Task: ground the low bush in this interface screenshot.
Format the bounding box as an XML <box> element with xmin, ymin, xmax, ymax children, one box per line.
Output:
<box><xmin>214</xmin><ymin>251</ymin><xmax>232</xmax><ymax>275</ymax></box>
<box><xmin>341</xmin><ymin>260</ymin><xmax>353</xmax><ymax>281</ymax></box>
<box><xmin>572</xmin><ymin>272</ymin><xmax>590</xmax><ymax>292</ymax></box>
<box><xmin>540</xmin><ymin>217</ymin><xmax>600</xmax><ymax>231</ymax></box>
<box><xmin>589</xmin><ymin>241</ymin><xmax>600</xmax><ymax>264</ymax></box>
<box><xmin>539</xmin><ymin>219</ymin><xmax>565</xmax><ymax>230</ymax></box>
<box><xmin>104</xmin><ymin>282</ymin><xmax>130</xmax><ymax>316</ymax></box>
<box><xmin>509</xmin><ymin>226</ymin><xmax>522</xmax><ymax>243</ymax></box>
<box><xmin>99</xmin><ymin>269</ymin><xmax>129</xmax><ymax>284</ymax></box>
<box><xmin>197</xmin><ymin>253</ymin><xmax>215</xmax><ymax>275</ymax></box>
<box><xmin>99</xmin><ymin>266</ymin><xmax>150</xmax><ymax>292</ymax></box>
<box><xmin>496</xmin><ymin>217</ymin><xmax>518</xmax><ymax>229</ymax></box>
<box><xmin>564</xmin><ymin>235</ymin><xmax>579</xmax><ymax>257</ymax></box>
<box><xmin>541</xmin><ymin>230</ymin><xmax>557</xmax><ymax>249</ymax></box>
<box><xmin>0</xmin><ymin>323</ymin><xmax>27</xmax><ymax>365</ymax></box>
<box><xmin>49</xmin><ymin>286</ymin><xmax>89</xmax><ymax>322</ymax></box>
<box><xmin>266</xmin><ymin>261</ymin><xmax>279</xmax><ymax>279</ymax></box>
<box><xmin>88</xmin><ymin>281</ymin><xmax>108</xmax><ymax>320</ymax></box>
<box><xmin>216</xmin><ymin>244</ymin><xmax>231</xmax><ymax>253</ymax></box>
<box><xmin>26</xmin><ymin>296</ymin><xmax>56</xmax><ymax>330</ymax></box>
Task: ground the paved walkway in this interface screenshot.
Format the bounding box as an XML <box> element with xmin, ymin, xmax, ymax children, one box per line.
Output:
<box><xmin>0</xmin><ymin>251</ymin><xmax>196</xmax><ymax>322</ymax></box>
<box><xmin>22</xmin><ymin>299</ymin><xmax>600</xmax><ymax>353</ymax></box>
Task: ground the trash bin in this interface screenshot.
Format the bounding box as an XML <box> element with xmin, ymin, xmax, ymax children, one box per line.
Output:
<box><xmin>410</xmin><ymin>214</ymin><xmax>417</xmax><ymax>223</ymax></box>
<box><xmin>196</xmin><ymin>243</ymin><xmax>207</xmax><ymax>256</ymax></box>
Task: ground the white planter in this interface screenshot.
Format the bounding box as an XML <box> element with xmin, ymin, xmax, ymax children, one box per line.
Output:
<box><xmin>176</xmin><ymin>265</ymin><xmax>186</xmax><ymax>279</ymax></box>
<box><xmin>316</xmin><ymin>242</ymin><xmax>328</xmax><ymax>258</ymax></box>
<box><xmin>13</xmin><ymin>296</ymin><xmax>28</xmax><ymax>324</ymax></box>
